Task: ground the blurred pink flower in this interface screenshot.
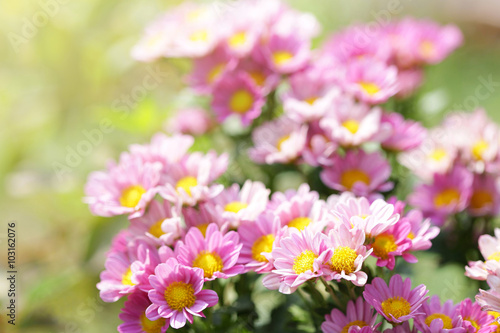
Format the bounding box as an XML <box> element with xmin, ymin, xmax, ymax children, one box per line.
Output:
<box><xmin>321</xmin><ymin>296</ymin><xmax>380</xmax><ymax>333</ymax></box>
<box><xmin>118</xmin><ymin>291</ymin><xmax>168</xmax><ymax>333</ymax></box>
<box><xmin>381</xmin><ymin>112</ymin><xmax>427</xmax><ymax>152</ymax></box>
<box><xmin>165</xmin><ymin>108</ymin><xmax>213</xmax><ymax>136</ymax></box>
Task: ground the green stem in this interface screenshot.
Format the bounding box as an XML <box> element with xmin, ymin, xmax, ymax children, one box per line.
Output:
<box><xmin>319</xmin><ymin>277</ymin><xmax>343</xmax><ymax>308</ymax></box>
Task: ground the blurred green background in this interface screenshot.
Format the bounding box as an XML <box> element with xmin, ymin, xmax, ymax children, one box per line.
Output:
<box><xmin>1</xmin><ymin>0</ymin><xmax>500</xmax><ymax>332</ymax></box>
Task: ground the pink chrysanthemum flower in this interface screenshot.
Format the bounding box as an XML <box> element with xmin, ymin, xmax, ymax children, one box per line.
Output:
<box><xmin>258</xmin><ymin>31</ymin><xmax>310</xmax><ymax>74</ymax></box>
<box><xmin>323</xmin><ymin>225</ymin><xmax>372</xmax><ymax>286</ymax></box>
<box><xmin>272</xmin><ymin>187</ymin><xmax>326</xmax><ymax>233</ymax></box>
<box><xmin>146</xmin><ymin>258</ymin><xmax>219</xmax><ymax>329</ymax></box>
<box><xmin>182</xmin><ymin>203</ymin><xmax>228</xmax><ymax>238</ymax></box>
<box><xmin>466</xmin><ymin>229</ymin><xmax>500</xmax><ymax>281</ymax></box>
<box><xmin>234</xmin><ymin>57</ymin><xmax>280</xmax><ymax>95</ymax></box>
<box><xmin>221</xmin><ymin>15</ymin><xmax>262</xmax><ymax>58</ymax></box>
<box><xmin>249</xmin><ymin>116</ymin><xmax>308</xmax><ymax>164</ymax></box>
<box><xmin>321</xmin><ymin>296</ymin><xmax>380</xmax><ymax>333</ymax></box>
<box><xmin>476</xmin><ymin>268</ymin><xmax>500</xmax><ymax>315</ymax></box>
<box><xmin>302</xmin><ymin>121</ymin><xmax>338</xmax><ymax>167</ymax></box>
<box><xmin>129</xmin><ymin>199</ymin><xmax>183</xmax><ymax>247</ymax></box>
<box><xmin>395</xmin><ymin>68</ymin><xmax>424</xmax><ymax>98</ymax></box>
<box><xmin>84</xmin><ymin>154</ymin><xmax>162</xmax><ymax>218</ymax></box>
<box><xmin>211</xmin><ymin>71</ymin><xmax>265</xmax><ymax>126</ymax></box>
<box><xmin>320</xmin><ymin>150</ymin><xmax>393</xmax><ymax>198</ymax></box>
<box><xmin>238</xmin><ymin>213</ymin><xmax>282</xmax><ymax>273</ymax></box>
<box><xmin>281</xmin><ymin>67</ymin><xmax>340</xmax><ymax>123</ymax></box>
<box><xmin>129</xmin><ymin>133</ymin><xmax>194</xmax><ymax>172</ymax></box>
<box><xmin>458</xmin><ymin>298</ymin><xmax>496</xmax><ymax>333</ymax></box>
<box><xmin>175</xmin><ymin>223</ymin><xmax>244</xmax><ymax>281</ymax></box>
<box><xmin>262</xmin><ymin>227</ymin><xmax>332</xmax><ymax>294</ymax></box>
<box><xmin>118</xmin><ymin>291</ymin><xmax>168</xmax><ymax>333</ymax></box>
<box><xmin>131</xmin><ymin>16</ymin><xmax>176</xmax><ymax>63</ymax></box>
<box><xmin>159</xmin><ymin>151</ymin><xmax>228</xmax><ymax>206</ymax></box>
<box><xmin>211</xmin><ymin>180</ymin><xmax>270</xmax><ymax>229</ymax></box>
<box><xmin>369</xmin><ymin>220</ymin><xmax>412</xmax><ymax>270</ymax></box>
<box><xmin>414</xmin><ymin>295</ymin><xmax>465</xmax><ymax>333</ymax></box>
<box><xmin>363</xmin><ymin>274</ymin><xmax>429</xmax><ymax>324</ymax></box>
<box><xmin>343</xmin><ymin>58</ymin><xmax>399</xmax><ymax>105</ymax></box>
<box><xmin>320</xmin><ymin>96</ymin><xmax>386</xmax><ymax>147</ymax></box>
<box><xmin>267</xmin><ymin>183</ymin><xmax>318</xmax><ymax>211</ymax></box>
<box><xmin>132</xmin><ymin>245</ymin><xmax>175</xmax><ymax>293</ymax></box>
<box><xmin>333</xmin><ymin>197</ymin><xmax>400</xmax><ymax>238</ymax></box>
<box><xmin>97</xmin><ymin>240</ymin><xmax>153</xmax><ymax>302</ymax></box>
<box><xmin>409</xmin><ymin>165</ymin><xmax>473</xmax><ymax>225</ymax></box>
<box><xmin>381</xmin><ymin>112</ymin><xmax>427</xmax><ymax>152</ymax></box>
<box><xmin>108</xmin><ymin>230</ymin><xmax>132</xmax><ymax>256</ymax></box>
<box><xmin>188</xmin><ymin>46</ymin><xmax>238</xmax><ymax>93</ymax></box>
<box><xmin>166</xmin><ymin>108</ymin><xmax>213</xmax><ymax>136</ymax></box>
<box><xmin>468</xmin><ymin>173</ymin><xmax>500</xmax><ymax>217</ymax></box>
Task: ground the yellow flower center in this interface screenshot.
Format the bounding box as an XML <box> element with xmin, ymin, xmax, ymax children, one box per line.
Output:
<box><xmin>120</xmin><ymin>185</ymin><xmax>146</xmax><ymax>208</ymax></box>
<box><xmin>330</xmin><ymin>246</ymin><xmax>358</xmax><ymax>274</ymax></box>
<box><xmin>372</xmin><ymin>234</ymin><xmax>397</xmax><ymax>260</ymax></box>
<box><xmin>425</xmin><ymin>313</ymin><xmax>453</xmax><ymax>329</ymax></box>
<box><xmin>488</xmin><ymin>252</ymin><xmax>500</xmax><ymax>261</ymax></box>
<box><xmin>434</xmin><ymin>189</ymin><xmax>460</xmax><ymax>208</ymax></box>
<box><xmin>140</xmin><ymin>313</ymin><xmax>166</xmax><ymax>333</ymax></box>
<box><xmin>488</xmin><ymin>312</ymin><xmax>500</xmax><ymax>330</ymax></box>
<box><xmin>287</xmin><ymin>217</ymin><xmax>312</xmax><ymax>231</ymax></box>
<box><xmin>251</xmin><ymin>234</ymin><xmax>275</xmax><ymax>262</ymax></box>
<box><xmin>381</xmin><ymin>296</ymin><xmax>411</xmax><ymax>321</ymax></box>
<box><xmin>276</xmin><ymin>135</ymin><xmax>291</xmax><ymax>151</ymax></box>
<box><xmin>148</xmin><ymin>219</ymin><xmax>165</xmax><ymax>238</ymax></box>
<box><xmin>429</xmin><ymin>149</ymin><xmax>447</xmax><ymax>162</ymax></box>
<box><xmin>472</xmin><ymin>140</ymin><xmax>489</xmax><ymax>160</ymax></box>
<box><xmin>292</xmin><ymin>250</ymin><xmax>317</xmax><ymax>274</ymax></box>
<box><xmin>407</xmin><ymin>232</ymin><xmax>415</xmax><ymax>240</ymax></box>
<box><xmin>342</xmin><ymin>119</ymin><xmax>360</xmax><ymax>134</ymax></box>
<box><xmin>189</xmin><ymin>30</ymin><xmax>208</xmax><ymax>42</ymax></box>
<box><xmin>121</xmin><ymin>268</ymin><xmax>136</xmax><ymax>286</ymax></box>
<box><xmin>420</xmin><ymin>40</ymin><xmax>435</xmax><ymax>58</ymax></box>
<box><xmin>359</xmin><ymin>81</ymin><xmax>380</xmax><ymax>96</ymax></box>
<box><xmin>224</xmin><ymin>201</ymin><xmax>248</xmax><ymax>213</ymax></box>
<box><xmin>207</xmin><ymin>64</ymin><xmax>224</xmax><ymax>83</ymax></box>
<box><xmin>176</xmin><ymin>176</ymin><xmax>198</xmax><ymax>197</ymax></box>
<box><xmin>164</xmin><ymin>281</ymin><xmax>196</xmax><ymax>312</ymax></box>
<box><xmin>304</xmin><ymin>96</ymin><xmax>318</xmax><ymax>105</ymax></box>
<box><xmin>229</xmin><ymin>90</ymin><xmax>254</xmax><ymax>114</ymax></box>
<box><xmin>341</xmin><ymin>321</ymin><xmax>368</xmax><ymax>333</ymax></box>
<box><xmin>192</xmin><ymin>251</ymin><xmax>224</xmax><ymax>279</ymax></box>
<box><xmin>248</xmin><ymin>71</ymin><xmax>266</xmax><ymax>86</ymax></box>
<box><xmin>196</xmin><ymin>223</ymin><xmax>209</xmax><ymax>237</ymax></box>
<box><xmin>272</xmin><ymin>51</ymin><xmax>293</xmax><ymax>65</ymax></box>
<box><xmin>229</xmin><ymin>31</ymin><xmax>247</xmax><ymax>48</ymax></box>
<box><xmin>470</xmin><ymin>190</ymin><xmax>493</xmax><ymax>210</ymax></box>
<box><xmin>464</xmin><ymin>317</ymin><xmax>480</xmax><ymax>331</ymax></box>
<box><xmin>340</xmin><ymin>169</ymin><xmax>370</xmax><ymax>190</ymax></box>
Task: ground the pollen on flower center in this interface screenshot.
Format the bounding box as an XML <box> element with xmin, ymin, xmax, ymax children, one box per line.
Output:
<box><xmin>196</xmin><ymin>223</ymin><xmax>209</xmax><ymax>237</ymax></box>
<box><xmin>249</xmin><ymin>71</ymin><xmax>266</xmax><ymax>86</ymax></box>
<box><xmin>224</xmin><ymin>201</ymin><xmax>248</xmax><ymax>213</ymax></box>
<box><xmin>229</xmin><ymin>31</ymin><xmax>247</xmax><ymax>47</ymax></box>
<box><xmin>330</xmin><ymin>246</ymin><xmax>358</xmax><ymax>274</ymax></box>
<box><xmin>341</xmin><ymin>320</ymin><xmax>368</xmax><ymax>333</ymax></box>
<box><xmin>190</xmin><ymin>30</ymin><xmax>208</xmax><ymax>42</ymax></box>
<box><xmin>292</xmin><ymin>250</ymin><xmax>318</xmax><ymax>274</ymax></box>
<box><xmin>488</xmin><ymin>251</ymin><xmax>500</xmax><ymax>261</ymax></box>
<box><xmin>340</xmin><ymin>169</ymin><xmax>370</xmax><ymax>190</ymax></box>
<box><xmin>140</xmin><ymin>313</ymin><xmax>166</xmax><ymax>333</ymax></box>
<box><xmin>434</xmin><ymin>188</ymin><xmax>460</xmax><ymax>207</ymax></box>
<box><xmin>122</xmin><ymin>268</ymin><xmax>136</xmax><ymax>286</ymax></box>
<box><xmin>164</xmin><ymin>281</ymin><xmax>196</xmax><ymax>312</ymax></box>
<box><xmin>277</xmin><ymin>135</ymin><xmax>291</xmax><ymax>151</ymax></box>
<box><xmin>304</xmin><ymin>96</ymin><xmax>318</xmax><ymax>105</ymax></box>
<box><xmin>359</xmin><ymin>81</ymin><xmax>380</xmax><ymax>96</ymax></box>
<box><xmin>342</xmin><ymin>119</ymin><xmax>360</xmax><ymax>134</ymax></box>
<box><xmin>470</xmin><ymin>190</ymin><xmax>493</xmax><ymax>210</ymax></box>
<box><xmin>464</xmin><ymin>317</ymin><xmax>480</xmax><ymax>331</ymax></box>
<box><xmin>208</xmin><ymin>64</ymin><xmax>224</xmax><ymax>83</ymax></box>
<box><xmin>273</xmin><ymin>51</ymin><xmax>293</xmax><ymax>65</ymax></box>
<box><xmin>251</xmin><ymin>234</ymin><xmax>275</xmax><ymax>262</ymax></box>
<box><xmin>229</xmin><ymin>90</ymin><xmax>254</xmax><ymax>114</ymax></box>
<box><xmin>287</xmin><ymin>217</ymin><xmax>312</xmax><ymax>231</ymax></box>
<box><xmin>381</xmin><ymin>296</ymin><xmax>411</xmax><ymax>321</ymax></box>
<box><xmin>372</xmin><ymin>234</ymin><xmax>397</xmax><ymax>259</ymax></box>
<box><xmin>176</xmin><ymin>176</ymin><xmax>198</xmax><ymax>197</ymax></box>
<box><xmin>429</xmin><ymin>148</ymin><xmax>447</xmax><ymax>162</ymax></box>
<box><xmin>420</xmin><ymin>40</ymin><xmax>435</xmax><ymax>58</ymax></box>
<box><xmin>120</xmin><ymin>185</ymin><xmax>146</xmax><ymax>208</ymax></box>
<box><xmin>149</xmin><ymin>219</ymin><xmax>165</xmax><ymax>238</ymax></box>
<box><xmin>425</xmin><ymin>313</ymin><xmax>453</xmax><ymax>329</ymax></box>
<box><xmin>193</xmin><ymin>251</ymin><xmax>224</xmax><ymax>278</ymax></box>
<box><xmin>472</xmin><ymin>140</ymin><xmax>489</xmax><ymax>160</ymax></box>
